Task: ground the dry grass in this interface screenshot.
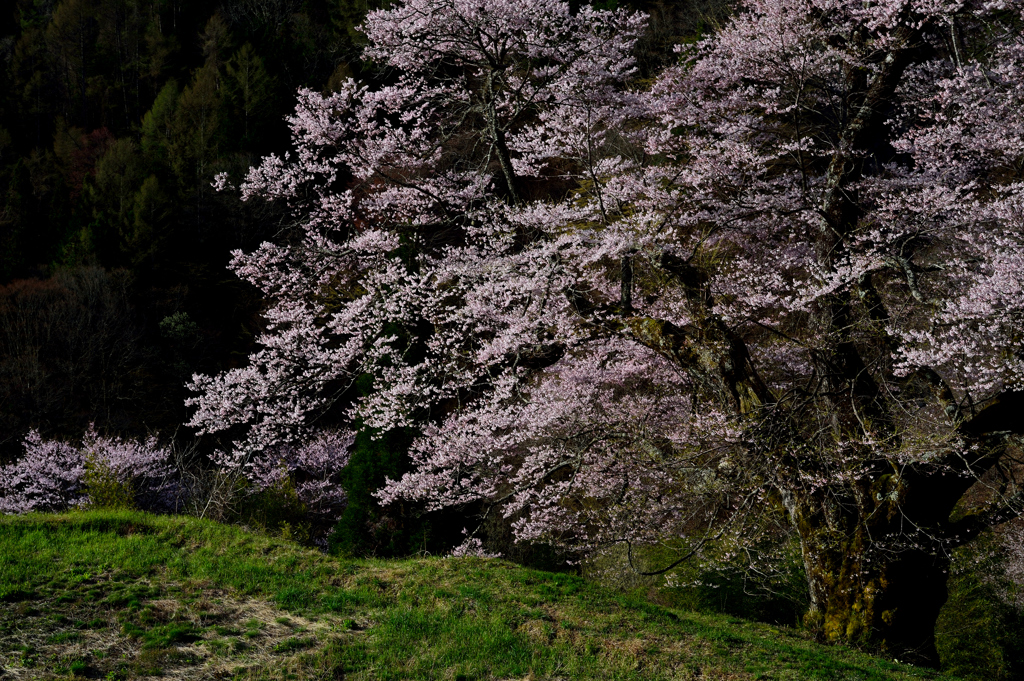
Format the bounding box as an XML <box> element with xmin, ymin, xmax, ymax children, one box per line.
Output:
<box><xmin>0</xmin><ymin>575</ymin><xmax>351</xmax><ymax>680</ymax></box>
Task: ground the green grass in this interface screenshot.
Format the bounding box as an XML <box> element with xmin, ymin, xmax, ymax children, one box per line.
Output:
<box><xmin>0</xmin><ymin>510</ymin><xmax>958</xmax><ymax>680</ymax></box>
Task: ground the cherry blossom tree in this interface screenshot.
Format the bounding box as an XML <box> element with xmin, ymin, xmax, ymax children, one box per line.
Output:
<box><xmin>190</xmin><ymin>0</ymin><xmax>1024</xmax><ymax>664</ymax></box>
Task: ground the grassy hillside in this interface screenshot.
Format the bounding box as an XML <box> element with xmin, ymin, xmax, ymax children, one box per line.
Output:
<box><xmin>0</xmin><ymin>511</ymin><xmax>955</xmax><ymax>681</ymax></box>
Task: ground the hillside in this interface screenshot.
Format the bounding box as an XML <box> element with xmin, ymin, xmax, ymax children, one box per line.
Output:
<box><xmin>0</xmin><ymin>511</ymin><xmax>954</xmax><ymax>681</ymax></box>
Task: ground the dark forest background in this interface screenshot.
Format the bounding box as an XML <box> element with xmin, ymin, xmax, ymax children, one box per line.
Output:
<box><xmin>0</xmin><ymin>0</ymin><xmax>388</xmax><ymax>460</ymax></box>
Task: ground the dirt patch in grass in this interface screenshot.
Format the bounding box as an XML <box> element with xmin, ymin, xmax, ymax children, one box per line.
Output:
<box><xmin>0</xmin><ymin>575</ymin><xmax>349</xmax><ymax>680</ymax></box>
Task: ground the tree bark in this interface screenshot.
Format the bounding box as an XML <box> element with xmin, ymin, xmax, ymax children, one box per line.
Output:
<box><xmin>785</xmin><ymin>485</ymin><xmax>950</xmax><ymax>667</ymax></box>
<box><xmin>800</xmin><ymin>523</ymin><xmax>948</xmax><ymax>666</ymax></box>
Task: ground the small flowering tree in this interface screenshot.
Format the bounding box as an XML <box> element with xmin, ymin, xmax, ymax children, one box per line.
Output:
<box><xmin>0</xmin><ymin>427</ymin><xmax>175</xmax><ymax>513</ymax></box>
<box><xmin>190</xmin><ymin>0</ymin><xmax>1024</xmax><ymax>664</ymax></box>
<box><xmin>0</xmin><ymin>432</ymin><xmax>84</xmax><ymax>514</ymax></box>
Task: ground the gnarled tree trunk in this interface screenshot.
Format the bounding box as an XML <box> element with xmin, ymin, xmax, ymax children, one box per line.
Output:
<box><xmin>786</xmin><ymin>485</ymin><xmax>951</xmax><ymax>666</ymax></box>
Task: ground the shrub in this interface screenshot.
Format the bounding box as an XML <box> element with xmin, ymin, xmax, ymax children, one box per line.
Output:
<box><xmin>328</xmin><ymin>425</ymin><xmax>470</xmax><ymax>558</ymax></box>
<box><xmin>212</xmin><ymin>430</ymin><xmax>353</xmax><ymax>516</ymax></box>
<box><xmin>585</xmin><ymin>534</ymin><xmax>808</xmax><ymax>627</ymax></box>
<box><xmin>81</xmin><ymin>456</ymin><xmax>136</xmax><ymax>510</ymax></box>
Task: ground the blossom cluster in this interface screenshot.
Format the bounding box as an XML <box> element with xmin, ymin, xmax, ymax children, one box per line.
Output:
<box><xmin>211</xmin><ymin>429</ymin><xmax>354</xmax><ymax>519</ymax></box>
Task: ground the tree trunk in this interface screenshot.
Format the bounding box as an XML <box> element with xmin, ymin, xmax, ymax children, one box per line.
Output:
<box><xmin>786</xmin><ymin>487</ymin><xmax>950</xmax><ymax>667</ymax></box>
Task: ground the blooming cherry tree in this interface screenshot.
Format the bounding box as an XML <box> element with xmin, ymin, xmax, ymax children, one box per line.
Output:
<box><xmin>191</xmin><ymin>0</ymin><xmax>1024</xmax><ymax>663</ymax></box>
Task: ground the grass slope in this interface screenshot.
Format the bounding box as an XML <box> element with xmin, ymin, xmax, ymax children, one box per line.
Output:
<box><xmin>0</xmin><ymin>511</ymin><xmax>955</xmax><ymax>681</ymax></box>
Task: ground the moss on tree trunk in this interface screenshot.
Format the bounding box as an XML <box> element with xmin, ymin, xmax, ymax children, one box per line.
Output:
<box><xmin>800</xmin><ymin>530</ymin><xmax>948</xmax><ymax>665</ymax></box>
<box><xmin>786</xmin><ymin>479</ymin><xmax>951</xmax><ymax>667</ymax></box>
